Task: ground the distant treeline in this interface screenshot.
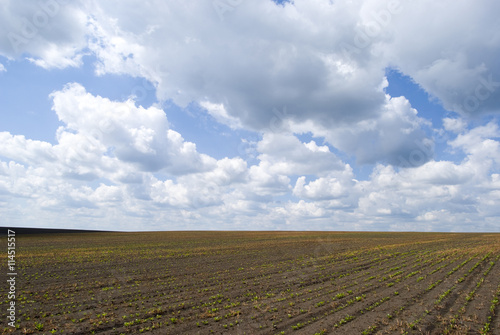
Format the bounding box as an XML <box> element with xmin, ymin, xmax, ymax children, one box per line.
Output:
<box><xmin>0</xmin><ymin>227</ymin><xmax>111</xmax><ymax>235</ymax></box>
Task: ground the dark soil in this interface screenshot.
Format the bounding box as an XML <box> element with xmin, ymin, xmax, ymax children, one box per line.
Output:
<box><xmin>1</xmin><ymin>231</ymin><xmax>499</xmax><ymax>334</ymax></box>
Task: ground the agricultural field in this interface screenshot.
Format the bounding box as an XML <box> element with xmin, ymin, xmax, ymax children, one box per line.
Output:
<box><xmin>2</xmin><ymin>231</ymin><xmax>500</xmax><ymax>334</ymax></box>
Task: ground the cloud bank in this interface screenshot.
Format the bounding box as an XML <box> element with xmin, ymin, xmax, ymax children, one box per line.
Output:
<box><xmin>0</xmin><ymin>0</ymin><xmax>499</xmax><ymax>231</ymax></box>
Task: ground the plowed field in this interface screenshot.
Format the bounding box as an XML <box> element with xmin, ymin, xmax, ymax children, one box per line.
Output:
<box><xmin>2</xmin><ymin>231</ymin><xmax>500</xmax><ymax>334</ymax></box>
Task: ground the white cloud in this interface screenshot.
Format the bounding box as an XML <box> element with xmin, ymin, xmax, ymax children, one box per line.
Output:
<box><xmin>399</xmin><ymin>160</ymin><xmax>474</xmax><ymax>186</ymax></box>
<box><xmin>118</xmin><ymin>3</ymin><xmax>384</xmax><ymax>130</ymax></box>
<box><xmin>2</xmin><ymin>0</ymin><xmax>498</xmax><ymax>163</ymax></box>
<box><xmin>0</xmin><ymin>132</ymin><xmax>56</xmax><ymax>165</ymax></box>
<box><xmin>443</xmin><ymin>117</ymin><xmax>467</xmax><ymax>133</ymax></box>
<box><xmin>150</xmin><ymin>157</ymin><xmax>248</xmax><ymax>209</ymax></box>
<box><xmin>2</xmin><ymin>0</ymin><xmax>500</xmax><ymax>119</ymax></box>
<box><xmin>1</xmin><ymin>1</ymin><xmax>500</xmax><ymax>231</ymax></box>
<box><xmin>199</xmin><ymin>101</ymin><xmax>243</xmax><ymax>130</ymax></box>
<box><xmin>0</xmin><ymin>85</ymin><xmax>233</xmax><ymax>221</ymax></box>
<box><xmin>287</xmin><ymin>200</ymin><xmax>327</xmax><ymax>218</ymax></box>
<box><xmin>50</xmin><ymin>82</ymin><xmax>216</xmax><ymax>175</ymax></box>
<box><xmin>256</xmin><ymin>132</ymin><xmax>345</xmax><ymax>175</ymax></box>
<box><xmin>291</xmin><ymin>94</ymin><xmax>433</xmax><ymax>166</ymax></box>
<box><xmin>293</xmin><ymin>176</ymin><xmax>345</xmax><ymax>200</ymax></box>
<box><xmin>19</xmin><ymin>0</ymin><xmax>385</xmax><ymax>132</ymax></box>
<box><xmin>1</xmin><ymin>121</ymin><xmax>500</xmax><ymax>231</ymax></box>
<box><xmin>351</xmin><ymin>123</ymin><xmax>500</xmax><ymax>228</ymax></box>
<box><xmin>0</xmin><ymin>0</ymin><xmax>87</xmax><ymax>68</ymax></box>
<box><xmin>150</xmin><ymin>179</ymin><xmax>189</xmax><ymax>208</ymax></box>
<box><xmin>293</xmin><ymin>166</ymin><xmax>356</xmax><ymax>201</ymax></box>
<box><xmin>382</xmin><ymin>1</ymin><xmax>500</xmax><ymax>116</ymax></box>
<box><xmin>0</xmin><ymin>63</ymin><xmax>5</xmax><ymax>72</ymax></box>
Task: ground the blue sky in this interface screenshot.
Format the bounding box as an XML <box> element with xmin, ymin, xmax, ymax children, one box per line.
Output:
<box><xmin>0</xmin><ymin>0</ymin><xmax>499</xmax><ymax>232</ymax></box>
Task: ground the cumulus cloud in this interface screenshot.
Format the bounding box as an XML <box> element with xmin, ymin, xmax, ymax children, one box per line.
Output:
<box><xmin>229</xmin><ymin>132</ymin><xmax>351</xmax><ymax>200</ymax></box>
<box><xmin>449</xmin><ymin>122</ymin><xmax>500</xmax><ymax>163</ymax></box>
<box><xmin>0</xmin><ymin>85</ymin><xmax>227</xmax><ymax>216</ymax></box>
<box><xmin>383</xmin><ymin>0</ymin><xmax>500</xmax><ymax>116</ymax></box>
<box><xmin>75</xmin><ymin>0</ymin><xmax>500</xmax><ymax>132</ymax></box>
<box><xmin>291</xmin><ymin>94</ymin><xmax>433</xmax><ymax>166</ymax></box>
<box><xmin>3</xmin><ymin>1</ymin><xmax>500</xmax><ymax>116</ymax></box>
<box><xmin>357</xmin><ymin>164</ymin><xmax>469</xmax><ymax>222</ymax></box>
<box><xmin>1</xmin><ymin>111</ymin><xmax>499</xmax><ymax>230</ymax></box>
<box><xmin>83</xmin><ymin>0</ymin><xmax>389</xmax><ymax>134</ymax></box>
<box><xmin>1</xmin><ymin>0</ymin><xmax>500</xmax><ymax>231</ymax></box>
<box><xmin>351</xmin><ymin>123</ymin><xmax>500</xmax><ymax>229</ymax></box>
<box><xmin>293</xmin><ymin>175</ymin><xmax>351</xmax><ymax>201</ymax></box>
<box><xmin>150</xmin><ymin>157</ymin><xmax>249</xmax><ymax>209</ymax></box>
<box><xmin>0</xmin><ymin>84</ymin><xmax>354</xmax><ymax>224</ymax></box>
<box><xmin>443</xmin><ymin>117</ymin><xmax>467</xmax><ymax>133</ymax></box>
<box><xmin>0</xmin><ymin>1</ymin><xmax>383</xmax><ymax>132</ymax></box>
<box><xmin>0</xmin><ymin>0</ymin><xmax>87</xmax><ymax>68</ymax></box>
<box><xmin>256</xmin><ymin>132</ymin><xmax>345</xmax><ymax>175</ymax></box>
<box><xmin>199</xmin><ymin>101</ymin><xmax>242</xmax><ymax>130</ymax></box>
<box><xmin>50</xmin><ymin>82</ymin><xmax>216</xmax><ymax>175</ymax></box>
<box><xmin>3</xmin><ymin>0</ymin><xmax>498</xmax><ymax>164</ymax></box>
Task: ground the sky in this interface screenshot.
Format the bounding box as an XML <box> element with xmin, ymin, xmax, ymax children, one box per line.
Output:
<box><xmin>0</xmin><ymin>0</ymin><xmax>499</xmax><ymax>232</ymax></box>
